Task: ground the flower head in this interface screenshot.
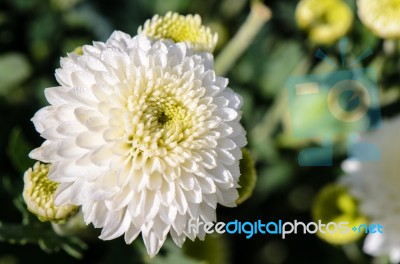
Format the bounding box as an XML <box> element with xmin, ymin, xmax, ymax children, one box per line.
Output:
<box><xmin>23</xmin><ymin>162</ymin><xmax>78</xmax><ymax>222</ymax></box>
<box><xmin>295</xmin><ymin>0</ymin><xmax>353</xmax><ymax>45</ymax></box>
<box><xmin>29</xmin><ymin>31</ymin><xmax>246</xmax><ymax>256</ymax></box>
<box><xmin>357</xmin><ymin>0</ymin><xmax>400</xmax><ymax>38</ymax></box>
<box><xmin>138</xmin><ymin>12</ymin><xmax>218</xmax><ymax>52</ymax></box>
<box><xmin>342</xmin><ymin>115</ymin><xmax>400</xmax><ymax>263</ymax></box>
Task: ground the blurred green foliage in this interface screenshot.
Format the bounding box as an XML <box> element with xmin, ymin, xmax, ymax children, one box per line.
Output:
<box><xmin>237</xmin><ymin>148</ymin><xmax>257</xmax><ymax>204</ymax></box>
<box><xmin>1</xmin><ymin>0</ymin><xmax>399</xmax><ymax>263</ymax></box>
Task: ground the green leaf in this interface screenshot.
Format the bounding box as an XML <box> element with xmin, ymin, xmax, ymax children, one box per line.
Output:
<box><xmin>351</xmin><ymin>20</ymin><xmax>379</xmax><ymax>55</ymax></box>
<box><xmin>13</xmin><ymin>196</ymin><xmax>33</xmax><ymax>225</ymax></box>
<box><xmin>62</xmin><ymin>6</ymin><xmax>114</xmax><ymax>40</ymax></box>
<box><xmin>183</xmin><ymin>235</ymin><xmax>229</xmax><ymax>264</ymax></box>
<box><xmin>0</xmin><ymin>53</ymin><xmax>31</xmax><ymax>95</ymax></box>
<box><xmin>138</xmin><ymin>0</ymin><xmax>191</xmax><ymax>15</ymax></box>
<box><xmin>0</xmin><ymin>254</ymin><xmax>18</xmax><ymax>264</ymax></box>
<box><xmin>255</xmin><ymin>161</ymin><xmax>293</xmax><ymax>196</ymax></box>
<box><xmin>5</xmin><ymin>0</ymin><xmax>38</xmax><ymax>11</ymax></box>
<box><xmin>0</xmin><ymin>221</ymin><xmax>87</xmax><ymax>259</ymax></box>
<box><xmin>236</xmin><ymin>148</ymin><xmax>257</xmax><ymax>204</ymax></box>
<box><xmin>7</xmin><ymin>127</ymin><xmax>34</xmax><ymax>174</ymax></box>
<box><xmin>98</xmin><ymin>239</ymin><xmax>144</xmax><ymax>264</ymax></box>
<box><xmin>150</xmin><ymin>239</ymin><xmax>202</xmax><ymax>264</ymax></box>
<box><xmin>259</xmin><ymin>40</ymin><xmax>305</xmax><ymax>97</ymax></box>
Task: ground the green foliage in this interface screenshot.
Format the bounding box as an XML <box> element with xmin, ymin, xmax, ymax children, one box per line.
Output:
<box><xmin>183</xmin><ymin>235</ymin><xmax>229</xmax><ymax>264</ymax></box>
<box><xmin>151</xmin><ymin>240</ymin><xmax>202</xmax><ymax>264</ymax></box>
<box><xmin>259</xmin><ymin>40</ymin><xmax>305</xmax><ymax>97</ymax></box>
<box><xmin>7</xmin><ymin>128</ymin><xmax>34</xmax><ymax>174</ymax></box>
<box><xmin>3</xmin><ymin>127</ymin><xmax>87</xmax><ymax>260</ymax></box>
<box><xmin>237</xmin><ymin>148</ymin><xmax>257</xmax><ymax>204</ymax></box>
<box><xmin>0</xmin><ymin>221</ymin><xmax>87</xmax><ymax>259</ymax></box>
<box><xmin>138</xmin><ymin>0</ymin><xmax>191</xmax><ymax>14</ymax></box>
<box><xmin>0</xmin><ymin>54</ymin><xmax>31</xmax><ymax>96</ymax></box>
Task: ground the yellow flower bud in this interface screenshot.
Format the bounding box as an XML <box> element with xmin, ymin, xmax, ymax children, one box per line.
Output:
<box><xmin>312</xmin><ymin>184</ymin><xmax>367</xmax><ymax>244</ymax></box>
<box><xmin>138</xmin><ymin>12</ymin><xmax>218</xmax><ymax>52</ymax></box>
<box><xmin>72</xmin><ymin>46</ymin><xmax>83</xmax><ymax>55</ymax></box>
<box><xmin>23</xmin><ymin>162</ymin><xmax>78</xmax><ymax>223</ymax></box>
<box><xmin>296</xmin><ymin>0</ymin><xmax>353</xmax><ymax>45</ymax></box>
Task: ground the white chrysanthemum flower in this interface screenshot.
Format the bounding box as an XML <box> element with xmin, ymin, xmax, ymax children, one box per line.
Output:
<box><xmin>30</xmin><ymin>31</ymin><xmax>246</xmax><ymax>257</ymax></box>
<box><xmin>358</xmin><ymin>0</ymin><xmax>400</xmax><ymax>39</ymax></box>
<box><xmin>23</xmin><ymin>162</ymin><xmax>78</xmax><ymax>222</ymax></box>
<box><xmin>138</xmin><ymin>12</ymin><xmax>218</xmax><ymax>52</ymax></box>
<box><xmin>342</xmin><ymin>116</ymin><xmax>400</xmax><ymax>263</ymax></box>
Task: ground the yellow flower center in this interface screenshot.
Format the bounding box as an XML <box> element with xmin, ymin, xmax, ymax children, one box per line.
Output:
<box><xmin>126</xmin><ymin>92</ymin><xmax>192</xmax><ymax>153</ymax></box>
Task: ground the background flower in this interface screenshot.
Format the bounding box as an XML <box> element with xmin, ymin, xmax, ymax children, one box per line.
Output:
<box><xmin>342</xmin><ymin>116</ymin><xmax>400</xmax><ymax>263</ymax></box>
<box><xmin>358</xmin><ymin>0</ymin><xmax>400</xmax><ymax>39</ymax></box>
<box><xmin>138</xmin><ymin>12</ymin><xmax>218</xmax><ymax>52</ymax></box>
<box><xmin>295</xmin><ymin>0</ymin><xmax>353</xmax><ymax>45</ymax></box>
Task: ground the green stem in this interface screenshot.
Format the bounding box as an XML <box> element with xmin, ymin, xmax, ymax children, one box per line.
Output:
<box><xmin>215</xmin><ymin>2</ymin><xmax>272</xmax><ymax>75</ymax></box>
<box><xmin>250</xmin><ymin>89</ymin><xmax>288</xmax><ymax>144</ymax></box>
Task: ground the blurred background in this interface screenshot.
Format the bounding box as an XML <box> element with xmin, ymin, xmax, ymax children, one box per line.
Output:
<box><xmin>1</xmin><ymin>0</ymin><xmax>399</xmax><ymax>263</ymax></box>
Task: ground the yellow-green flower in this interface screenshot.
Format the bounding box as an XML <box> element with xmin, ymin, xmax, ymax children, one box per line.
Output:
<box><xmin>312</xmin><ymin>184</ymin><xmax>367</xmax><ymax>245</ymax></box>
<box><xmin>23</xmin><ymin>162</ymin><xmax>78</xmax><ymax>222</ymax></box>
<box><xmin>296</xmin><ymin>0</ymin><xmax>353</xmax><ymax>45</ymax></box>
<box><xmin>358</xmin><ymin>0</ymin><xmax>400</xmax><ymax>39</ymax></box>
<box><xmin>138</xmin><ymin>12</ymin><xmax>218</xmax><ymax>52</ymax></box>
